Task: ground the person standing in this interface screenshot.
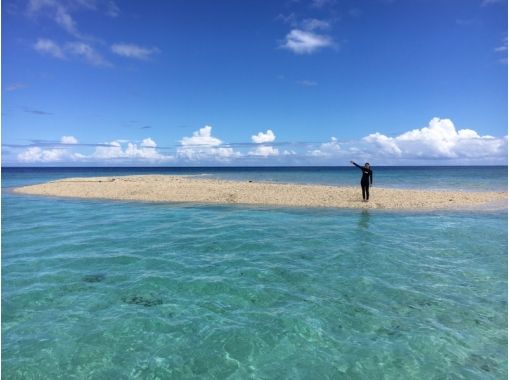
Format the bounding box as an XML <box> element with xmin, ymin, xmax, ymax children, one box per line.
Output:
<box><xmin>350</xmin><ymin>161</ymin><xmax>373</xmax><ymax>202</ymax></box>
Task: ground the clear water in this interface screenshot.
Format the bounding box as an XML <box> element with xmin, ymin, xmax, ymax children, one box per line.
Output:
<box><xmin>2</xmin><ymin>168</ymin><xmax>508</xmax><ymax>379</ymax></box>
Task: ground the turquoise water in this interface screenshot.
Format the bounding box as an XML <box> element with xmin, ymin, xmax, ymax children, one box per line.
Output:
<box><xmin>2</xmin><ymin>168</ymin><xmax>508</xmax><ymax>379</ymax></box>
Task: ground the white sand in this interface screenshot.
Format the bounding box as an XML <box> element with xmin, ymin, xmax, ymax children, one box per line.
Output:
<box><xmin>13</xmin><ymin>175</ymin><xmax>507</xmax><ymax>210</ymax></box>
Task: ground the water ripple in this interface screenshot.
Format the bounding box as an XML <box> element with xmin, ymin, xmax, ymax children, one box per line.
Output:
<box><xmin>2</xmin><ymin>191</ymin><xmax>507</xmax><ymax>379</ymax></box>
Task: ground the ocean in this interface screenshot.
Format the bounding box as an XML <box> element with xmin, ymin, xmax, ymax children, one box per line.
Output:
<box><xmin>2</xmin><ymin>167</ymin><xmax>508</xmax><ymax>379</ymax></box>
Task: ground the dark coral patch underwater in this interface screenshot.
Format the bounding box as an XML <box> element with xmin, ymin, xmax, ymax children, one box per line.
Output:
<box><xmin>82</xmin><ymin>274</ymin><xmax>106</xmax><ymax>283</ymax></box>
<box><xmin>122</xmin><ymin>294</ymin><xmax>163</xmax><ymax>307</ymax></box>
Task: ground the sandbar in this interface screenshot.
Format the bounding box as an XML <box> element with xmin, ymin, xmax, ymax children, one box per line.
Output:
<box><xmin>12</xmin><ymin>175</ymin><xmax>508</xmax><ymax>210</ymax></box>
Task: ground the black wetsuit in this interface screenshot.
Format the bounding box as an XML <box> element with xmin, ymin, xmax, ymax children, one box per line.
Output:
<box><xmin>352</xmin><ymin>162</ymin><xmax>373</xmax><ymax>200</ymax></box>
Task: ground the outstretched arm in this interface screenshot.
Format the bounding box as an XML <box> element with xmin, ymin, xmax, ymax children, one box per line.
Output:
<box><xmin>350</xmin><ymin>160</ymin><xmax>362</xmax><ymax>169</ymax></box>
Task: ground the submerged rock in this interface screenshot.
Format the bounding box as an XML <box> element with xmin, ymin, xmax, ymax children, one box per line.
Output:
<box><xmin>82</xmin><ymin>274</ymin><xmax>106</xmax><ymax>283</ymax></box>
<box><xmin>122</xmin><ymin>294</ymin><xmax>163</xmax><ymax>307</ymax></box>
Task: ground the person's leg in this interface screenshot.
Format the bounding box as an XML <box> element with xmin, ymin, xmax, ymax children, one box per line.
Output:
<box><xmin>361</xmin><ymin>184</ymin><xmax>366</xmax><ymax>200</ymax></box>
<box><xmin>366</xmin><ymin>184</ymin><xmax>370</xmax><ymax>201</ymax></box>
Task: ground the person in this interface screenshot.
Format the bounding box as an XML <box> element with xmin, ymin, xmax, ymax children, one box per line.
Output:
<box><xmin>350</xmin><ymin>161</ymin><xmax>373</xmax><ymax>202</ymax></box>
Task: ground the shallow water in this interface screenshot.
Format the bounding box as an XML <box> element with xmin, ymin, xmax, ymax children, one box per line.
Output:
<box><xmin>2</xmin><ymin>168</ymin><xmax>508</xmax><ymax>379</ymax></box>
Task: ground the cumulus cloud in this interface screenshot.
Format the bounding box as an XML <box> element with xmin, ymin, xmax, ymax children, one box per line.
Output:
<box><xmin>91</xmin><ymin>138</ymin><xmax>170</xmax><ymax>161</ymax></box>
<box><xmin>17</xmin><ymin>136</ymin><xmax>172</xmax><ymax>163</ymax></box>
<box><xmin>177</xmin><ymin>126</ymin><xmax>239</xmax><ymax>161</ymax></box>
<box><xmin>251</xmin><ymin>130</ymin><xmax>276</xmax><ymax>143</ymax></box>
<box><xmin>111</xmin><ymin>43</ymin><xmax>160</xmax><ymax>60</ymax></box>
<box><xmin>309</xmin><ymin>137</ymin><xmax>342</xmax><ymax>157</ymax></box>
<box><xmin>362</xmin><ymin>117</ymin><xmax>507</xmax><ymax>160</ymax></box>
<box><xmin>249</xmin><ymin>146</ymin><xmax>280</xmax><ymax>157</ymax></box>
<box><xmin>362</xmin><ymin>133</ymin><xmax>401</xmax><ymax>155</ymax></box>
<box><xmin>249</xmin><ymin>129</ymin><xmax>279</xmax><ymax>157</ymax></box>
<box><xmin>13</xmin><ymin>119</ymin><xmax>506</xmax><ymax>165</ymax></box>
<box><xmin>180</xmin><ymin>126</ymin><xmax>222</xmax><ymax>146</ymax></box>
<box><xmin>60</xmin><ymin>135</ymin><xmax>78</xmax><ymax>144</ymax></box>
<box><xmin>17</xmin><ymin>146</ymin><xmax>79</xmax><ymax>163</ymax></box>
<box><xmin>281</xmin><ymin>29</ymin><xmax>333</xmax><ymax>54</ymax></box>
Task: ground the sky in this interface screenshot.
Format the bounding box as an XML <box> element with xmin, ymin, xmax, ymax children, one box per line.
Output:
<box><xmin>2</xmin><ymin>0</ymin><xmax>508</xmax><ymax>166</ymax></box>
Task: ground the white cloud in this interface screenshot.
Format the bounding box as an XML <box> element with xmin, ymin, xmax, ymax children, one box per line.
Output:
<box><xmin>60</xmin><ymin>135</ymin><xmax>78</xmax><ymax>144</ymax></box>
<box><xmin>249</xmin><ymin>146</ymin><xmax>280</xmax><ymax>157</ymax></box>
<box><xmin>362</xmin><ymin>117</ymin><xmax>507</xmax><ymax>159</ymax></box>
<box><xmin>111</xmin><ymin>43</ymin><xmax>160</xmax><ymax>60</ymax></box>
<box><xmin>34</xmin><ymin>38</ymin><xmax>66</xmax><ymax>59</ymax></box>
<box><xmin>309</xmin><ymin>137</ymin><xmax>342</xmax><ymax>157</ymax></box>
<box><xmin>251</xmin><ymin>130</ymin><xmax>276</xmax><ymax>143</ymax></box>
<box><xmin>249</xmin><ymin>130</ymin><xmax>279</xmax><ymax>157</ymax></box>
<box><xmin>301</xmin><ymin>18</ymin><xmax>330</xmax><ymax>31</ymax></box>
<box><xmin>66</xmin><ymin>42</ymin><xmax>111</xmax><ymax>66</ymax></box>
<box><xmin>495</xmin><ymin>36</ymin><xmax>507</xmax><ymax>52</ymax></box>
<box><xmin>55</xmin><ymin>5</ymin><xmax>77</xmax><ymax>34</ymax></box>
<box><xmin>18</xmin><ymin>147</ymin><xmax>78</xmax><ymax>163</ymax></box>
<box><xmin>17</xmin><ymin>136</ymin><xmax>172</xmax><ymax>163</ymax></box>
<box><xmin>495</xmin><ymin>36</ymin><xmax>507</xmax><ymax>64</ymax></box>
<box><xmin>362</xmin><ymin>133</ymin><xmax>401</xmax><ymax>155</ymax></box>
<box><xmin>33</xmin><ymin>39</ymin><xmax>111</xmax><ymax>66</ymax></box>
<box><xmin>14</xmin><ymin>119</ymin><xmax>506</xmax><ymax>165</ymax></box>
<box><xmin>27</xmin><ymin>0</ymin><xmax>119</xmax><ymax>37</ymax></box>
<box><xmin>281</xmin><ymin>29</ymin><xmax>333</xmax><ymax>54</ymax></box>
<box><xmin>140</xmin><ymin>137</ymin><xmax>157</xmax><ymax>148</ymax></box>
<box><xmin>177</xmin><ymin>126</ymin><xmax>239</xmax><ymax>161</ymax></box>
<box><xmin>28</xmin><ymin>0</ymin><xmax>81</xmax><ymax>37</ymax></box>
<box><xmin>91</xmin><ymin>138</ymin><xmax>170</xmax><ymax>161</ymax></box>
<box><xmin>91</xmin><ymin>140</ymin><xmax>123</xmax><ymax>159</ymax></box>
<box><xmin>180</xmin><ymin>126</ymin><xmax>222</xmax><ymax>146</ymax></box>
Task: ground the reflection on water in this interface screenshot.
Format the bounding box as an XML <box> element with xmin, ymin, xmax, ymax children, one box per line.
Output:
<box><xmin>358</xmin><ymin>209</ymin><xmax>371</xmax><ymax>230</ymax></box>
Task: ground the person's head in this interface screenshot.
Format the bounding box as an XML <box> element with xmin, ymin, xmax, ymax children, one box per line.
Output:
<box><xmin>364</xmin><ymin>162</ymin><xmax>370</xmax><ymax>169</ymax></box>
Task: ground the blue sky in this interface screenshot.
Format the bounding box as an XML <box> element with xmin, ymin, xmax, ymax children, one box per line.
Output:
<box><xmin>2</xmin><ymin>0</ymin><xmax>508</xmax><ymax>165</ymax></box>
